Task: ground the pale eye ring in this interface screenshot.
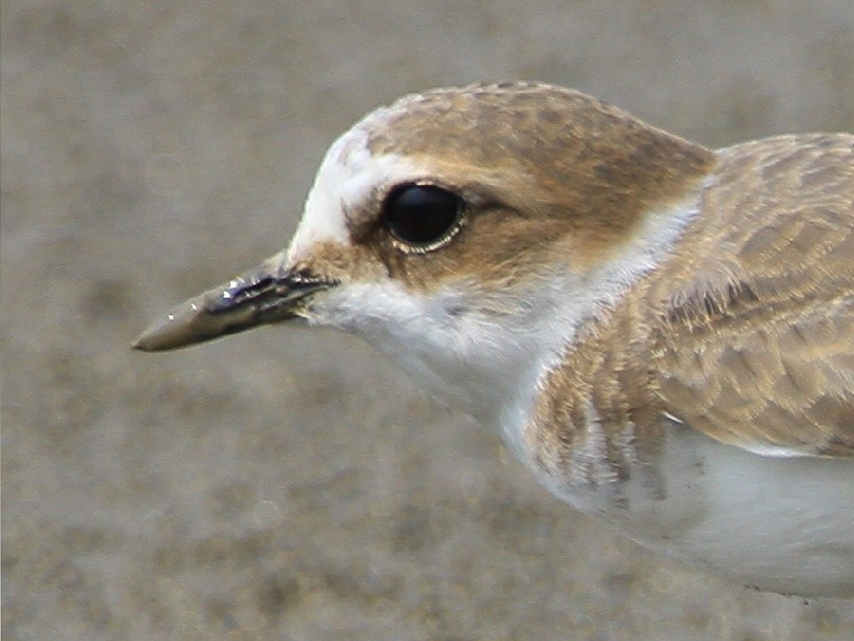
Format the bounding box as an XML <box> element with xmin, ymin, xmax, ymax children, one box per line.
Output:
<box><xmin>382</xmin><ymin>184</ymin><xmax>464</xmax><ymax>252</ymax></box>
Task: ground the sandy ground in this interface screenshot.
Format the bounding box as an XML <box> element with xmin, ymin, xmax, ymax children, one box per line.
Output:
<box><xmin>2</xmin><ymin>1</ymin><xmax>853</xmax><ymax>640</ymax></box>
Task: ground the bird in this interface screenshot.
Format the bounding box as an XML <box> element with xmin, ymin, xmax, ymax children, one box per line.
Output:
<box><xmin>134</xmin><ymin>82</ymin><xmax>854</xmax><ymax>598</ymax></box>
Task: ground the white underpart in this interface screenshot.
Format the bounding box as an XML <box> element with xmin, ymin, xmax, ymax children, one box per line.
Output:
<box><xmin>565</xmin><ymin>413</ymin><xmax>854</xmax><ymax>597</ymax></box>
<box><xmin>535</xmin><ymin>406</ymin><xmax>854</xmax><ymax>597</ymax></box>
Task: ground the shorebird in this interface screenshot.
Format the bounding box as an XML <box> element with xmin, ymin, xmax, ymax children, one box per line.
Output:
<box><xmin>135</xmin><ymin>82</ymin><xmax>854</xmax><ymax>598</ymax></box>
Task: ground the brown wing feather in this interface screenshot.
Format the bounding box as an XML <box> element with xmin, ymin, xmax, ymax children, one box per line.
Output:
<box><xmin>652</xmin><ymin>134</ymin><xmax>854</xmax><ymax>457</ymax></box>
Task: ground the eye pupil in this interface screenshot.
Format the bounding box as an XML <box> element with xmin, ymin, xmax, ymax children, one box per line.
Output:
<box><xmin>384</xmin><ymin>185</ymin><xmax>462</xmax><ymax>248</ymax></box>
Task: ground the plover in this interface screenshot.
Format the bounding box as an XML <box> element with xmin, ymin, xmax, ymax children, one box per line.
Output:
<box><xmin>135</xmin><ymin>82</ymin><xmax>854</xmax><ymax>598</ymax></box>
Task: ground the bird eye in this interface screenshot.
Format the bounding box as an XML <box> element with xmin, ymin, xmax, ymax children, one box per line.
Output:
<box><xmin>382</xmin><ymin>184</ymin><xmax>463</xmax><ymax>251</ymax></box>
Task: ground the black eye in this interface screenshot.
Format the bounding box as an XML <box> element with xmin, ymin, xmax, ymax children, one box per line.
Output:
<box><xmin>383</xmin><ymin>184</ymin><xmax>463</xmax><ymax>250</ymax></box>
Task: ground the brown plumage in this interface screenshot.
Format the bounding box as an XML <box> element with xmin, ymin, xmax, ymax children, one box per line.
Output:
<box><xmin>654</xmin><ymin>134</ymin><xmax>854</xmax><ymax>456</ymax></box>
<box><xmin>529</xmin><ymin>133</ymin><xmax>854</xmax><ymax>482</ymax></box>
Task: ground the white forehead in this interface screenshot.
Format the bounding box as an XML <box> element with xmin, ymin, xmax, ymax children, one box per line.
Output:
<box><xmin>286</xmin><ymin>103</ymin><xmax>429</xmax><ymax>263</ymax></box>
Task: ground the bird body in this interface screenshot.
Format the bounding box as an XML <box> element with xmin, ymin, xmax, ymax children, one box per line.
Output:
<box><xmin>135</xmin><ymin>83</ymin><xmax>854</xmax><ymax>597</ymax></box>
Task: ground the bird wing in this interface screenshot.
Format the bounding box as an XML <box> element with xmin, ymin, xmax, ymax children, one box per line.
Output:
<box><xmin>652</xmin><ymin>134</ymin><xmax>854</xmax><ymax>457</ymax></box>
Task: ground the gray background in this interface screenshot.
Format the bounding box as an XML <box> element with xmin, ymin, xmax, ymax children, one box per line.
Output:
<box><xmin>3</xmin><ymin>1</ymin><xmax>853</xmax><ymax>640</ymax></box>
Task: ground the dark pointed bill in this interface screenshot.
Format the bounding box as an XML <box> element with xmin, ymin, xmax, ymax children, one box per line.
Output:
<box><xmin>133</xmin><ymin>254</ymin><xmax>334</xmax><ymax>352</ymax></box>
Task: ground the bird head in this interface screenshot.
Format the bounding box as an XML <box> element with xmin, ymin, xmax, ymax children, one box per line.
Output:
<box><xmin>134</xmin><ymin>83</ymin><xmax>713</xmax><ymax>420</ymax></box>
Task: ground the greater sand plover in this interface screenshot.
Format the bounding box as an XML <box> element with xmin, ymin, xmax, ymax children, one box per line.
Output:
<box><xmin>135</xmin><ymin>82</ymin><xmax>854</xmax><ymax>598</ymax></box>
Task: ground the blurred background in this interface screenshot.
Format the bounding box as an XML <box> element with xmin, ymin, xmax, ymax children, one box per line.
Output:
<box><xmin>2</xmin><ymin>1</ymin><xmax>853</xmax><ymax>639</ymax></box>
